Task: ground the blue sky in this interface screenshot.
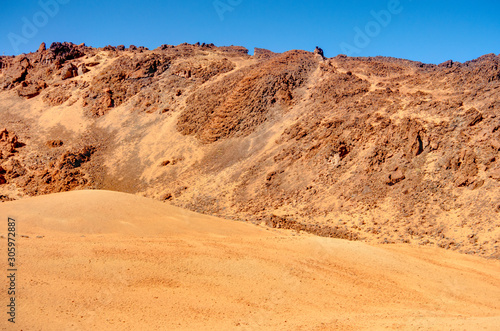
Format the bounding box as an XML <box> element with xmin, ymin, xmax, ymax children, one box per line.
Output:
<box><xmin>0</xmin><ymin>0</ymin><xmax>499</xmax><ymax>64</ymax></box>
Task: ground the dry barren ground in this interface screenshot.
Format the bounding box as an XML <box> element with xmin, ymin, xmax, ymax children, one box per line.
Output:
<box><xmin>0</xmin><ymin>190</ymin><xmax>499</xmax><ymax>330</ymax></box>
<box><xmin>2</xmin><ymin>44</ymin><xmax>500</xmax><ymax>257</ymax></box>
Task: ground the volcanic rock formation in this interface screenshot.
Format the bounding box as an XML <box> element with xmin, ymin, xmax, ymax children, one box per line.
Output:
<box><xmin>0</xmin><ymin>42</ymin><xmax>499</xmax><ymax>257</ymax></box>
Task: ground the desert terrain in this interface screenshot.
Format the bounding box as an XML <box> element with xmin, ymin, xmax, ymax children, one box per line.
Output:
<box><xmin>1</xmin><ymin>190</ymin><xmax>500</xmax><ymax>330</ymax></box>
<box><xmin>0</xmin><ymin>42</ymin><xmax>499</xmax><ymax>329</ymax></box>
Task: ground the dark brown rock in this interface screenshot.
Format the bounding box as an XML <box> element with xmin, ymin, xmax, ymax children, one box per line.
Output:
<box><xmin>314</xmin><ymin>46</ymin><xmax>325</xmax><ymax>58</ymax></box>
<box><xmin>49</xmin><ymin>42</ymin><xmax>84</xmax><ymax>62</ymax></box>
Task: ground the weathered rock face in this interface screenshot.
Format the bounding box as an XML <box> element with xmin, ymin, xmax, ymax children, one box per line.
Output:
<box><xmin>0</xmin><ymin>129</ymin><xmax>25</xmax><ymax>189</ymax></box>
<box><xmin>253</xmin><ymin>48</ymin><xmax>277</xmax><ymax>60</ymax></box>
<box><xmin>38</xmin><ymin>42</ymin><xmax>46</xmax><ymax>52</ymax></box>
<box><xmin>48</xmin><ymin>42</ymin><xmax>85</xmax><ymax>62</ymax></box>
<box><xmin>0</xmin><ymin>129</ymin><xmax>24</xmax><ymax>159</ymax></box>
<box><xmin>314</xmin><ymin>46</ymin><xmax>325</xmax><ymax>58</ymax></box>
<box><xmin>0</xmin><ymin>43</ymin><xmax>499</xmax><ymax>257</ymax></box>
<box><xmin>3</xmin><ymin>57</ymin><xmax>31</xmax><ymax>86</ymax></box>
<box><xmin>177</xmin><ymin>50</ymin><xmax>316</xmax><ymax>142</ymax></box>
<box><xmin>81</xmin><ymin>53</ymin><xmax>173</xmax><ymax>116</ymax></box>
<box><xmin>21</xmin><ymin>146</ymin><xmax>97</xmax><ymax>195</ymax></box>
<box><xmin>17</xmin><ymin>80</ymin><xmax>47</xmax><ymax>99</ymax></box>
<box><xmin>0</xmin><ymin>42</ymin><xmax>93</xmax><ymax>99</ymax></box>
<box><xmin>61</xmin><ymin>63</ymin><xmax>78</xmax><ymax>80</ymax></box>
<box><xmin>77</xmin><ymin>63</ymin><xmax>90</xmax><ymax>76</ymax></box>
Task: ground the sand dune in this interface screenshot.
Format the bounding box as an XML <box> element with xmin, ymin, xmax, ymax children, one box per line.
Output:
<box><xmin>1</xmin><ymin>190</ymin><xmax>499</xmax><ymax>330</ymax></box>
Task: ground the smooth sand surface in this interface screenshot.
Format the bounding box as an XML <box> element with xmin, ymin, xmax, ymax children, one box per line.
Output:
<box><xmin>1</xmin><ymin>190</ymin><xmax>499</xmax><ymax>330</ymax></box>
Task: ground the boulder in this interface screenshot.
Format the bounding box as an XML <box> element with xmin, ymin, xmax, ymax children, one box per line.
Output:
<box><xmin>0</xmin><ymin>129</ymin><xmax>24</xmax><ymax>155</ymax></box>
<box><xmin>61</xmin><ymin>63</ymin><xmax>78</xmax><ymax>80</ymax></box>
<box><xmin>5</xmin><ymin>57</ymin><xmax>32</xmax><ymax>84</ymax></box>
<box><xmin>17</xmin><ymin>81</ymin><xmax>47</xmax><ymax>99</ymax></box>
<box><xmin>77</xmin><ymin>63</ymin><xmax>89</xmax><ymax>76</ymax></box>
<box><xmin>38</xmin><ymin>42</ymin><xmax>46</xmax><ymax>52</ymax></box>
<box><xmin>314</xmin><ymin>46</ymin><xmax>325</xmax><ymax>58</ymax></box>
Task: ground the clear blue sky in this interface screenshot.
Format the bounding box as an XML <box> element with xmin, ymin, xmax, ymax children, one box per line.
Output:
<box><xmin>0</xmin><ymin>0</ymin><xmax>499</xmax><ymax>64</ymax></box>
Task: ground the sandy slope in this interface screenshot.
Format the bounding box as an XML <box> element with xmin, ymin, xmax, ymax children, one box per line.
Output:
<box><xmin>2</xmin><ymin>46</ymin><xmax>500</xmax><ymax>258</ymax></box>
<box><xmin>0</xmin><ymin>190</ymin><xmax>499</xmax><ymax>330</ymax></box>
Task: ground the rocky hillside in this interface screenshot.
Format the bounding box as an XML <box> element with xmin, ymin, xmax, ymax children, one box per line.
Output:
<box><xmin>1</xmin><ymin>42</ymin><xmax>499</xmax><ymax>257</ymax></box>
